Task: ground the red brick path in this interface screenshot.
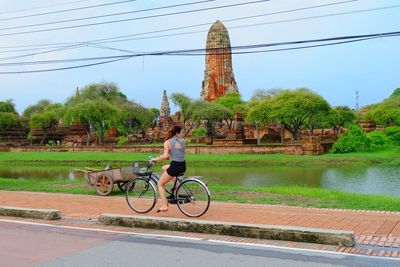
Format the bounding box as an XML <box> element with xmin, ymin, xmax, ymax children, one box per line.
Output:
<box><xmin>1</xmin><ymin>190</ymin><xmax>400</xmax><ymax>257</ymax></box>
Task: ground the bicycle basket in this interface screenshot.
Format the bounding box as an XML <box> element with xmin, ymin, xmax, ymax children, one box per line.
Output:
<box><xmin>133</xmin><ymin>161</ymin><xmax>151</xmax><ymax>176</ymax></box>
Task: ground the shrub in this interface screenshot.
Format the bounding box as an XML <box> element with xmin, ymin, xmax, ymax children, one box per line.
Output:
<box><xmin>46</xmin><ymin>140</ymin><xmax>56</xmax><ymax>147</ymax></box>
<box><xmin>191</xmin><ymin>127</ymin><xmax>207</xmax><ymax>143</ymax></box>
<box><xmin>117</xmin><ymin>136</ymin><xmax>128</xmax><ymax>146</ymax></box>
<box><xmin>192</xmin><ymin>127</ymin><xmax>207</xmax><ymax>138</ymax></box>
<box><xmin>384</xmin><ymin>126</ymin><xmax>400</xmax><ymax>145</ymax></box>
<box><xmin>0</xmin><ymin>112</ymin><xmax>17</xmax><ymax>130</ymax></box>
<box><xmin>367</xmin><ymin>130</ymin><xmax>389</xmax><ymax>150</ymax></box>
<box><xmin>332</xmin><ymin>125</ymin><xmax>371</xmax><ymax>153</ymax></box>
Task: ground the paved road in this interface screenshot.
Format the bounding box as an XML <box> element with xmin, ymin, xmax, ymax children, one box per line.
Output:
<box><xmin>1</xmin><ymin>220</ymin><xmax>399</xmax><ymax>267</ymax></box>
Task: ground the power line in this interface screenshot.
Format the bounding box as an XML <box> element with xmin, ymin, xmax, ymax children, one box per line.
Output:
<box><xmin>0</xmin><ymin>0</ymin><xmax>93</xmax><ymax>15</ymax></box>
<box><xmin>100</xmin><ymin>3</ymin><xmax>400</xmax><ymax>45</ymax></box>
<box><xmin>0</xmin><ymin>44</ymin><xmax>86</xmax><ymax>62</ymax></box>
<box><xmin>0</xmin><ymin>0</ymin><xmax>269</xmax><ymax>37</ymax></box>
<box><xmin>0</xmin><ymin>0</ymin><xmax>136</xmax><ymax>22</ymax></box>
<box><xmin>0</xmin><ymin>57</ymin><xmax>130</xmax><ymax>75</ymax></box>
<box><xmin>0</xmin><ymin>0</ymin><xmax>359</xmax><ymax>54</ymax></box>
<box><xmin>1</xmin><ymin>30</ymin><xmax>398</xmax><ymax>67</ymax></box>
<box><xmin>0</xmin><ymin>2</ymin><xmax>396</xmax><ymax>64</ymax></box>
<box><xmin>4</xmin><ymin>0</ymin><xmax>396</xmax><ymax>55</ymax></box>
<box><xmin>1</xmin><ymin>32</ymin><xmax>398</xmax><ymax>74</ymax></box>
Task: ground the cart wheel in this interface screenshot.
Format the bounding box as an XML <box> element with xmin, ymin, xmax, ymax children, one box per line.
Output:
<box><xmin>95</xmin><ymin>175</ymin><xmax>114</xmax><ymax>196</ymax></box>
<box><xmin>117</xmin><ymin>182</ymin><xmax>128</xmax><ymax>192</ymax></box>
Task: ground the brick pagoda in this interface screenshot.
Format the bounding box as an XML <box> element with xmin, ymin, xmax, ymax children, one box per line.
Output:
<box><xmin>201</xmin><ymin>20</ymin><xmax>239</xmax><ymax>101</ymax></box>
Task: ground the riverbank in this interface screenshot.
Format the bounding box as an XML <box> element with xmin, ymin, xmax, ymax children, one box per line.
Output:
<box><xmin>1</xmin><ymin>178</ymin><xmax>400</xmax><ymax>212</ymax></box>
<box><xmin>0</xmin><ymin>147</ymin><xmax>399</xmax><ymax>166</ymax></box>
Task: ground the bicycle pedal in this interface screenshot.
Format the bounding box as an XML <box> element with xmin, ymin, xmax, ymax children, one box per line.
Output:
<box><xmin>168</xmin><ymin>199</ymin><xmax>177</xmax><ymax>204</ymax></box>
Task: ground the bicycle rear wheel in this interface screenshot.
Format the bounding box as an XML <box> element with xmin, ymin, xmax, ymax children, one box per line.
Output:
<box><xmin>176</xmin><ymin>179</ymin><xmax>210</xmax><ymax>217</ymax></box>
<box><xmin>125</xmin><ymin>177</ymin><xmax>157</xmax><ymax>213</ymax></box>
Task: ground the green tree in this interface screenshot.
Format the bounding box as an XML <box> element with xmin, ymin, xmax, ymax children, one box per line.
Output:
<box><xmin>366</xmin><ymin>97</ymin><xmax>400</xmax><ymax>126</ymax></box>
<box><xmin>215</xmin><ymin>92</ymin><xmax>245</xmax><ymax>113</ymax></box>
<box><xmin>215</xmin><ymin>92</ymin><xmax>247</xmax><ymax>131</ymax></box>
<box><xmin>29</xmin><ymin>103</ymin><xmax>63</xmax><ymax>145</ymax></box>
<box><xmin>117</xmin><ymin>101</ymin><xmax>153</xmax><ymax>135</ymax></box>
<box><xmin>191</xmin><ymin>126</ymin><xmax>207</xmax><ymax>143</ymax></box>
<box><xmin>171</xmin><ymin>93</ymin><xmax>193</xmax><ymax>125</ymax></box>
<box><xmin>0</xmin><ymin>112</ymin><xmax>18</xmax><ymax>130</ymax></box>
<box><xmin>384</xmin><ymin>126</ymin><xmax>400</xmax><ymax>145</ymax></box>
<box><xmin>22</xmin><ymin>99</ymin><xmax>51</xmax><ymax>127</ymax></box>
<box><xmin>0</xmin><ymin>100</ymin><xmax>18</xmax><ymax>130</ymax></box>
<box><xmin>64</xmin><ymin>82</ymin><xmax>129</xmax><ymax>145</ymax></box>
<box><xmin>149</xmin><ymin>108</ymin><xmax>160</xmax><ymax>128</ymax></box>
<box><xmin>66</xmin><ymin>82</ymin><xmax>127</xmax><ymax>105</ymax></box>
<box><xmin>190</xmin><ymin>100</ymin><xmax>233</xmax><ymax>138</ymax></box>
<box><xmin>65</xmin><ymin>99</ymin><xmax>118</xmax><ymax>146</ymax></box>
<box><xmin>0</xmin><ymin>100</ymin><xmax>17</xmax><ymax>113</ymax></box>
<box><xmin>390</xmin><ymin>87</ymin><xmax>400</xmax><ymax>98</ymax></box>
<box><xmin>251</xmin><ymin>88</ymin><xmax>282</xmax><ymax>101</ymax></box>
<box><xmin>328</xmin><ymin>106</ymin><xmax>356</xmax><ymax>136</ymax></box>
<box><xmin>246</xmin><ymin>88</ymin><xmax>331</xmax><ymax>140</ymax></box>
<box><xmin>246</xmin><ymin>97</ymin><xmax>275</xmax><ymax>144</ymax></box>
<box><xmin>332</xmin><ymin>125</ymin><xmax>371</xmax><ymax>153</ymax></box>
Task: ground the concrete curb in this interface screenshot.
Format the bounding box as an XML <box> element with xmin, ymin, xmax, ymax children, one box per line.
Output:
<box><xmin>98</xmin><ymin>213</ymin><xmax>355</xmax><ymax>247</ymax></box>
<box><xmin>0</xmin><ymin>206</ymin><xmax>61</xmax><ymax>220</ymax></box>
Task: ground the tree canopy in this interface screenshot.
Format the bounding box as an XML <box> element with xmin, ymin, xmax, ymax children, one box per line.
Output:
<box><xmin>246</xmin><ymin>88</ymin><xmax>331</xmax><ymax>140</ymax></box>
<box><xmin>0</xmin><ymin>100</ymin><xmax>18</xmax><ymax>130</ymax></box>
<box><xmin>29</xmin><ymin>102</ymin><xmax>63</xmax><ymax>144</ymax></box>
<box><xmin>366</xmin><ymin>97</ymin><xmax>400</xmax><ymax>126</ymax></box>
<box><xmin>171</xmin><ymin>93</ymin><xmax>193</xmax><ymax>125</ymax></box>
<box><xmin>0</xmin><ymin>100</ymin><xmax>17</xmax><ymax>113</ymax></box>
<box><xmin>390</xmin><ymin>88</ymin><xmax>400</xmax><ymax>98</ymax></box>
<box><xmin>190</xmin><ymin>100</ymin><xmax>233</xmax><ymax>137</ymax></box>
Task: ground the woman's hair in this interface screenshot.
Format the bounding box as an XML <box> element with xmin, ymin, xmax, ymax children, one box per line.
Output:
<box><xmin>171</xmin><ymin>125</ymin><xmax>182</xmax><ymax>137</ymax></box>
<box><xmin>165</xmin><ymin>129</ymin><xmax>173</xmax><ymax>141</ymax></box>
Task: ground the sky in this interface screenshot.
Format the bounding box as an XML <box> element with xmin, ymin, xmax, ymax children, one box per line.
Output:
<box><xmin>0</xmin><ymin>0</ymin><xmax>399</xmax><ymax>114</ymax></box>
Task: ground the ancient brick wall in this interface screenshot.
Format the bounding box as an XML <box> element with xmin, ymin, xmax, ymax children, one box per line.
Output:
<box><xmin>0</xmin><ymin>122</ymin><xmax>27</xmax><ymax>146</ymax></box>
<box><xmin>10</xmin><ymin>144</ymin><xmax>305</xmax><ymax>155</ymax></box>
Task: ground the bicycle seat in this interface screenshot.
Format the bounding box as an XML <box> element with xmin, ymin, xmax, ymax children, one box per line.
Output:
<box><xmin>176</xmin><ymin>172</ymin><xmax>185</xmax><ymax>178</ymax></box>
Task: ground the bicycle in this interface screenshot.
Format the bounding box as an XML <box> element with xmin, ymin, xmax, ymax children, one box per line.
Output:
<box><xmin>125</xmin><ymin>160</ymin><xmax>211</xmax><ymax>217</ymax></box>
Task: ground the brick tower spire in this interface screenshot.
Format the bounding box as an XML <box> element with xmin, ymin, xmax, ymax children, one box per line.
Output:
<box><xmin>160</xmin><ymin>90</ymin><xmax>170</xmax><ymax>119</ymax></box>
<box><xmin>201</xmin><ymin>20</ymin><xmax>239</xmax><ymax>101</ymax></box>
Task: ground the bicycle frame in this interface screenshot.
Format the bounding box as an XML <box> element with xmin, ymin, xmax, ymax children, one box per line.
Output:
<box><xmin>146</xmin><ymin>171</ymin><xmax>182</xmax><ymax>198</ymax></box>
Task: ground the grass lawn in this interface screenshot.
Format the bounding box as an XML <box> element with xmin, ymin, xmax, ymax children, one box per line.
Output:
<box><xmin>0</xmin><ymin>146</ymin><xmax>399</xmax><ymax>166</ymax></box>
<box><xmin>1</xmin><ymin>178</ymin><xmax>400</xmax><ymax>212</ymax></box>
<box><xmin>1</xmin><ymin>147</ymin><xmax>399</xmax><ymax>212</ymax></box>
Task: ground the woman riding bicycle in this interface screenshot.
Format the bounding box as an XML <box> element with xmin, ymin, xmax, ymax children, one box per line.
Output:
<box><xmin>150</xmin><ymin>125</ymin><xmax>186</xmax><ymax>213</ymax></box>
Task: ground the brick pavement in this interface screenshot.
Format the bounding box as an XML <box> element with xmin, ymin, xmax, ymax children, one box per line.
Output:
<box><xmin>1</xmin><ymin>190</ymin><xmax>400</xmax><ymax>258</ymax></box>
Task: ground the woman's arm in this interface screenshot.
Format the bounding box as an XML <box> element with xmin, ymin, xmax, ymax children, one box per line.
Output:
<box><xmin>151</xmin><ymin>141</ymin><xmax>170</xmax><ymax>162</ymax></box>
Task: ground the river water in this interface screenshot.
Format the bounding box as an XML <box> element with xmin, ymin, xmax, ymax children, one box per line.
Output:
<box><xmin>0</xmin><ymin>165</ymin><xmax>399</xmax><ymax>196</ymax></box>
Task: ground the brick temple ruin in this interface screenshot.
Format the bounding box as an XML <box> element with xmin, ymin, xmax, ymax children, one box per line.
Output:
<box><xmin>0</xmin><ymin>20</ymin><xmax>379</xmax><ymax>155</ymax></box>
<box><xmin>201</xmin><ymin>20</ymin><xmax>239</xmax><ymax>101</ymax></box>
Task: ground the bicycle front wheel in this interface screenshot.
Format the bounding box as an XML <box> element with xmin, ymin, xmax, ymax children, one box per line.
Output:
<box><xmin>176</xmin><ymin>179</ymin><xmax>210</xmax><ymax>217</ymax></box>
<box><xmin>125</xmin><ymin>178</ymin><xmax>157</xmax><ymax>213</ymax></box>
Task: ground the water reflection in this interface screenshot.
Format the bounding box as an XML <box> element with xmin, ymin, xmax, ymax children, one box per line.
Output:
<box><xmin>321</xmin><ymin>166</ymin><xmax>400</xmax><ymax>196</ymax></box>
<box><xmin>0</xmin><ymin>164</ymin><xmax>399</xmax><ymax>196</ymax></box>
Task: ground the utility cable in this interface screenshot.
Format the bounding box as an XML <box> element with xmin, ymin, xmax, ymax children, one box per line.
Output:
<box><xmin>0</xmin><ymin>0</ymin><xmax>93</xmax><ymax>15</ymax></box>
<box><xmin>0</xmin><ymin>57</ymin><xmax>130</xmax><ymax>74</ymax></box>
<box><xmin>0</xmin><ymin>0</ymin><xmax>269</xmax><ymax>37</ymax></box>
<box><xmin>0</xmin><ymin>0</ymin><xmax>360</xmax><ymax>54</ymax></box>
<box><xmin>0</xmin><ymin>32</ymin><xmax>398</xmax><ymax>74</ymax></box>
<box><xmin>1</xmin><ymin>30</ymin><xmax>398</xmax><ymax>66</ymax></box>
<box><xmin>0</xmin><ymin>0</ymin><xmax>136</xmax><ymax>22</ymax></box>
<box><xmin>0</xmin><ymin>0</ymin><xmax>212</xmax><ymax>29</ymax></box>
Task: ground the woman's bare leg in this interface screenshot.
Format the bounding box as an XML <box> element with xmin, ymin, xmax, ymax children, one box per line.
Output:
<box><xmin>161</xmin><ymin>164</ymin><xmax>170</xmax><ymax>172</ymax></box>
<box><xmin>158</xmin><ymin>171</ymin><xmax>173</xmax><ymax>210</ymax></box>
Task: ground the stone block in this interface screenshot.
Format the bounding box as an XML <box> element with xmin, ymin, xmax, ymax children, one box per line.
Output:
<box><xmin>98</xmin><ymin>213</ymin><xmax>355</xmax><ymax>246</ymax></box>
<box><xmin>0</xmin><ymin>206</ymin><xmax>61</xmax><ymax>220</ymax></box>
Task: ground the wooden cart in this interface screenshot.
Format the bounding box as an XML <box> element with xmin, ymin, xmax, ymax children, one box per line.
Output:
<box><xmin>77</xmin><ymin>166</ymin><xmax>137</xmax><ymax>196</ymax></box>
